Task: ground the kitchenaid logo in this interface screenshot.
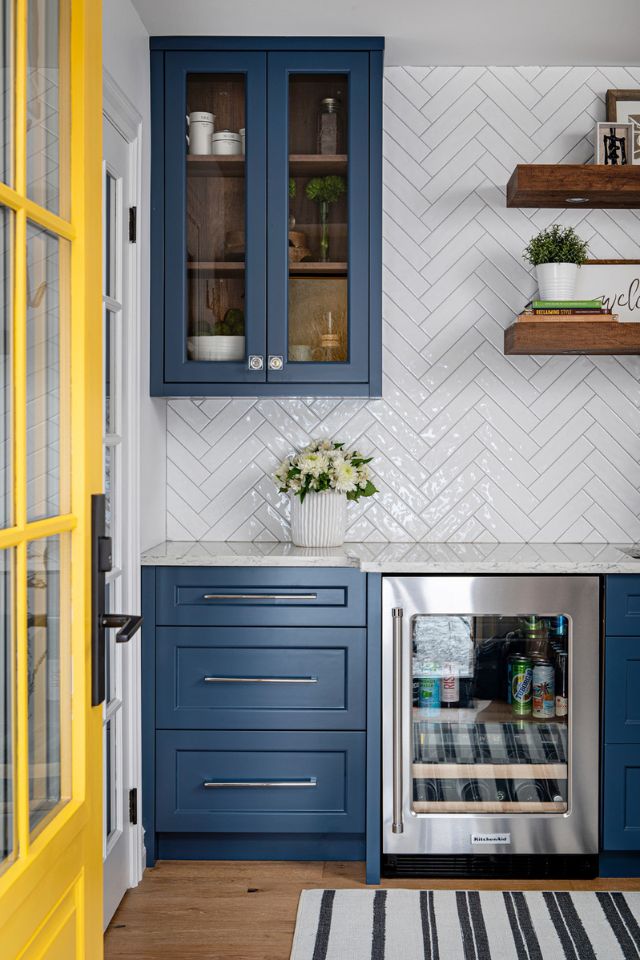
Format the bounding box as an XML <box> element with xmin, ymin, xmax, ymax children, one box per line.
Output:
<box><xmin>471</xmin><ymin>833</ymin><xmax>511</xmax><ymax>845</ymax></box>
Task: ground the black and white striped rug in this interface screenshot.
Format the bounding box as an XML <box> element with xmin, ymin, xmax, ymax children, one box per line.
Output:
<box><xmin>290</xmin><ymin>889</ymin><xmax>640</xmax><ymax>959</ymax></box>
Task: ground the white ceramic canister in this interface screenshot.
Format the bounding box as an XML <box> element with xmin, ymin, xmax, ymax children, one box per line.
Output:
<box><xmin>211</xmin><ymin>130</ymin><xmax>242</xmax><ymax>156</ymax></box>
<box><xmin>239</xmin><ymin>128</ymin><xmax>245</xmax><ymax>154</ymax></box>
<box><xmin>187</xmin><ymin>111</ymin><xmax>215</xmax><ymax>155</ymax></box>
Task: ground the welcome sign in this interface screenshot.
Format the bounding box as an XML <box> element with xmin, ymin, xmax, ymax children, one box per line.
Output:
<box><xmin>574</xmin><ymin>260</ymin><xmax>640</xmax><ymax>322</ymax></box>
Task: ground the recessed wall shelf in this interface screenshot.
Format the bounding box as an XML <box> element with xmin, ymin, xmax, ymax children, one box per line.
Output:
<box><xmin>506</xmin><ymin>164</ymin><xmax>640</xmax><ymax>208</ymax></box>
<box><xmin>505</xmin><ymin>320</ymin><xmax>640</xmax><ymax>355</ymax></box>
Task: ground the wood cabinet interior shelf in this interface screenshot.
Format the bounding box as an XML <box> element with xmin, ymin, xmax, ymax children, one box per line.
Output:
<box><xmin>187</xmin><ymin>155</ymin><xmax>245</xmax><ymax>177</ymax></box>
<box><xmin>507</xmin><ymin>164</ymin><xmax>640</xmax><ymax>208</ymax></box>
<box><xmin>289</xmin><ymin>261</ymin><xmax>348</xmax><ymax>276</ymax></box>
<box><xmin>289</xmin><ymin>154</ymin><xmax>348</xmax><ymax>176</ymax></box>
<box><xmin>505</xmin><ymin>320</ymin><xmax>640</xmax><ymax>355</ymax></box>
<box><xmin>187</xmin><ymin>154</ymin><xmax>349</xmax><ymax>178</ymax></box>
<box><xmin>187</xmin><ymin>261</ymin><xmax>245</xmax><ymax>276</ymax></box>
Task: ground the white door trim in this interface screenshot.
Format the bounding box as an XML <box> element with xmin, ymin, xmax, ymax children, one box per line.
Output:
<box><xmin>102</xmin><ymin>69</ymin><xmax>144</xmax><ymax>892</ymax></box>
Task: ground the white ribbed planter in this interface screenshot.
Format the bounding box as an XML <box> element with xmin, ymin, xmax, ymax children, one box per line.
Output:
<box><xmin>290</xmin><ymin>490</ymin><xmax>347</xmax><ymax>547</ymax></box>
<box><xmin>535</xmin><ymin>263</ymin><xmax>578</xmax><ymax>300</ymax></box>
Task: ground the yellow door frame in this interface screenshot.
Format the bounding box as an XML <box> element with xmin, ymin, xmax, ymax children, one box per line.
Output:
<box><xmin>0</xmin><ymin>0</ymin><xmax>103</xmax><ymax>956</ymax></box>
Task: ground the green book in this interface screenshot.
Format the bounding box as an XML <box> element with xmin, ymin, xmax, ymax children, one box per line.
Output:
<box><xmin>528</xmin><ymin>299</ymin><xmax>603</xmax><ymax>309</ymax></box>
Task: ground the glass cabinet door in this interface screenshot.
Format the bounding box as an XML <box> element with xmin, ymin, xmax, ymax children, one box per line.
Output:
<box><xmin>267</xmin><ymin>52</ymin><xmax>370</xmax><ymax>385</ymax></box>
<box><xmin>411</xmin><ymin>613</ymin><xmax>570</xmax><ymax>814</ymax></box>
<box><xmin>163</xmin><ymin>52</ymin><xmax>267</xmax><ymax>384</ymax></box>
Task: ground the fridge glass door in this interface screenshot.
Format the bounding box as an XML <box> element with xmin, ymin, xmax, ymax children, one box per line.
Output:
<box><xmin>411</xmin><ymin>613</ymin><xmax>569</xmax><ymax>815</ymax></box>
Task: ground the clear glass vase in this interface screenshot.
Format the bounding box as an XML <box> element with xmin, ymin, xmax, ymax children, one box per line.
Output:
<box><xmin>319</xmin><ymin>200</ymin><xmax>330</xmax><ymax>262</ymax></box>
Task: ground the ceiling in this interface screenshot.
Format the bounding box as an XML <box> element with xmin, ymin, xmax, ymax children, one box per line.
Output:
<box><xmin>130</xmin><ymin>0</ymin><xmax>640</xmax><ymax>66</ymax></box>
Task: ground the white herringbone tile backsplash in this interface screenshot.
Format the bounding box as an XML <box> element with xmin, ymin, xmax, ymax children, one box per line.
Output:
<box><xmin>166</xmin><ymin>66</ymin><xmax>640</xmax><ymax>544</ymax></box>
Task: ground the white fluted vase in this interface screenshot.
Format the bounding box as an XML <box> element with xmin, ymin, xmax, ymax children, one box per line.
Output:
<box><xmin>290</xmin><ymin>490</ymin><xmax>346</xmax><ymax>547</ymax></box>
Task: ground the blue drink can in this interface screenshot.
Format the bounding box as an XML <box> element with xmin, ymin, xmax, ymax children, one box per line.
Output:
<box><xmin>419</xmin><ymin>676</ymin><xmax>441</xmax><ymax>711</ymax></box>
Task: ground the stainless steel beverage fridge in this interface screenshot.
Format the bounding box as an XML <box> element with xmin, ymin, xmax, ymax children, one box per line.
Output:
<box><xmin>382</xmin><ymin>576</ymin><xmax>600</xmax><ymax>878</ymax></box>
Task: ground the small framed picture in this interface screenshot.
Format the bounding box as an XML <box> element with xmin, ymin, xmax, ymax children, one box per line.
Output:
<box><xmin>606</xmin><ymin>89</ymin><xmax>640</xmax><ymax>163</ymax></box>
<box><xmin>595</xmin><ymin>122</ymin><xmax>633</xmax><ymax>165</ymax></box>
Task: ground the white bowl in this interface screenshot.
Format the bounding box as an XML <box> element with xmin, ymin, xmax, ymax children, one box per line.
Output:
<box><xmin>187</xmin><ymin>335</ymin><xmax>245</xmax><ymax>362</ymax></box>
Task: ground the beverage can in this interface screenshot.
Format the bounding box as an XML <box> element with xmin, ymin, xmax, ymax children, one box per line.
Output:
<box><xmin>555</xmin><ymin>650</ymin><xmax>568</xmax><ymax>717</ymax></box>
<box><xmin>510</xmin><ymin>655</ymin><xmax>532</xmax><ymax>715</ymax></box>
<box><xmin>441</xmin><ymin>662</ymin><xmax>459</xmax><ymax>704</ymax></box>
<box><xmin>532</xmin><ymin>659</ymin><xmax>555</xmax><ymax>718</ymax></box>
<box><xmin>418</xmin><ymin>676</ymin><xmax>441</xmax><ymax>711</ymax></box>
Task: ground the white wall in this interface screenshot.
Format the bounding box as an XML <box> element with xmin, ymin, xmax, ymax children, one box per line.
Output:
<box><xmin>103</xmin><ymin>0</ymin><xmax>166</xmax><ymax>552</ymax></box>
<box><xmin>164</xmin><ymin>66</ymin><xmax>640</xmax><ymax>544</ymax></box>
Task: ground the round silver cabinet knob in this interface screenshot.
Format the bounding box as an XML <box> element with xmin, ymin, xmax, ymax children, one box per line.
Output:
<box><xmin>268</xmin><ymin>355</ymin><xmax>284</xmax><ymax>371</ymax></box>
<box><xmin>248</xmin><ymin>355</ymin><xmax>264</xmax><ymax>371</ymax></box>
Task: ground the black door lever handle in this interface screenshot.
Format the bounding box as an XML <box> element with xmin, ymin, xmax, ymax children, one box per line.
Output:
<box><xmin>101</xmin><ymin>613</ymin><xmax>143</xmax><ymax>644</ymax></box>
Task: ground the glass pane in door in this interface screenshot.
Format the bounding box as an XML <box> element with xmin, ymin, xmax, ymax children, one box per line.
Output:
<box><xmin>185</xmin><ymin>74</ymin><xmax>246</xmax><ymax>365</ymax></box>
<box><xmin>27</xmin><ymin>534</ymin><xmax>70</xmax><ymax>832</ymax></box>
<box><xmin>0</xmin><ymin>548</ymin><xmax>12</xmax><ymax>863</ymax></box>
<box><xmin>411</xmin><ymin>613</ymin><xmax>569</xmax><ymax>814</ymax></box>
<box><xmin>287</xmin><ymin>74</ymin><xmax>348</xmax><ymax>364</ymax></box>
<box><xmin>0</xmin><ymin>206</ymin><xmax>11</xmax><ymax>528</ymax></box>
<box><xmin>0</xmin><ymin>0</ymin><xmax>13</xmax><ymax>186</ymax></box>
<box><xmin>26</xmin><ymin>0</ymin><xmax>70</xmax><ymax>217</ymax></box>
<box><xmin>26</xmin><ymin>222</ymin><xmax>69</xmax><ymax>522</ymax></box>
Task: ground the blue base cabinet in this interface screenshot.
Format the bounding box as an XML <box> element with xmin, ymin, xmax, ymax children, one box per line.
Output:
<box><xmin>142</xmin><ymin>566</ymin><xmax>376</xmax><ymax>867</ymax></box>
<box><xmin>150</xmin><ymin>37</ymin><xmax>383</xmax><ymax>397</ymax></box>
<box><xmin>601</xmin><ymin>576</ymin><xmax>640</xmax><ymax>873</ymax></box>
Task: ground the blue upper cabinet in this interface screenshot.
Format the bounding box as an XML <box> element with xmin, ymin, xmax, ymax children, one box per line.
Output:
<box><xmin>150</xmin><ymin>38</ymin><xmax>383</xmax><ymax>397</ymax></box>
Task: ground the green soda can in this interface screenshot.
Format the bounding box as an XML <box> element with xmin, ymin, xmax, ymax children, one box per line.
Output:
<box><xmin>510</xmin><ymin>655</ymin><xmax>532</xmax><ymax>715</ymax></box>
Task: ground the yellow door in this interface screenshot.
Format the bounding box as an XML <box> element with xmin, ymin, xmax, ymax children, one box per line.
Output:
<box><xmin>0</xmin><ymin>0</ymin><xmax>103</xmax><ymax>957</ymax></box>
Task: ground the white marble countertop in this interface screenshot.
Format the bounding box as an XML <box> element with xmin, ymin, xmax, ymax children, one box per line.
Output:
<box><xmin>141</xmin><ymin>540</ymin><xmax>640</xmax><ymax>574</ymax></box>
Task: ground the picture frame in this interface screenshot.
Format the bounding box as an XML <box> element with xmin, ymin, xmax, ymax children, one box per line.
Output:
<box><xmin>595</xmin><ymin>121</ymin><xmax>633</xmax><ymax>165</ymax></box>
<box><xmin>606</xmin><ymin>89</ymin><xmax>640</xmax><ymax>163</ymax></box>
<box><xmin>574</xmin><ymin>259</ymin><xmax>640</xmax><ymax>322</ymax></box>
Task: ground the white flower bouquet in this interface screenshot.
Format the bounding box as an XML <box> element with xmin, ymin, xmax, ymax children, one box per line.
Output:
<box><xmin>274</xmin><ymin>439</ymin><xmax>378</xmax><ymax>504</ymax></box>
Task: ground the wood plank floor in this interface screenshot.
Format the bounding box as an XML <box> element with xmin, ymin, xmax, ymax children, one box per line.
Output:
<box><xmin>104</xmin><ymin>861</ymin><xmax>640</xmax><ymax>960</ymax></box>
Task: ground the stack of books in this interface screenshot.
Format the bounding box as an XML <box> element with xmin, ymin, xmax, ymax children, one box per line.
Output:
<box><xmin>517</xmin><ymin>299</ymin><xmax>616</xmax><ymax>322</ymax></box>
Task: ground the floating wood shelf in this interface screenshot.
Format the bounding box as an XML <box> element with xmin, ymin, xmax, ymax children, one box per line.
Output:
<box><xmin>506</xmin><ymin>164</ymin><xmax>640</xmax><ymax>208</ymax></box>
<box><xmin>289</xmin><ymin>261</ymin><xmax>348</xmax><ymax>276</ymax></box>
<box><xmin>289</xmin><ymin>154</ymin><xmax>348</xmax><ymax>176</ymax></box>
<box><xmin>187</xmin><ymin>155</ymin><xmax>245</xmax><ymax>177</ymax></box>
<box><xmin>505</xmin><ymin>320</ymin><xmax>640</xmax><ymax>355</ymax></box>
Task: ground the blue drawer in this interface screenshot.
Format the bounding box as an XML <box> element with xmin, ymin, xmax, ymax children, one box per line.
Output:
<box><xmin>155</xmin><ymin>730</ymin><xmax>365</xmax><ymax>834</ymax></box>
<box><xmin>603</xmin><ymin>744</ymin><xmax>640</xmax><ymax>851</ymax></box>
<box><xmin>604</xmin><ymin>636</ymin><xmax>640</xmax><ymax>744</ymax></box>
<box><xmin>155</xmin><ymin>626</ymin><xmax>366</xmax><ymax>730</ymax></box>
<box><xmin>606</xmin><ymin>576</ymin><xmax>640</xmax><ymax>636</ymax></box>
<box><xmin>155</xmin><ymin>567</ymin><xmax>366</xmax><ymax>627</ymax></box>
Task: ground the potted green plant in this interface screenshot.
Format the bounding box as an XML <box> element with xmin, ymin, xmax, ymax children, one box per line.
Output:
<box><xmin>305</xmin><ymin>175</ymin><xmax>346</xmax><ymax>262</ymax></box>
<box><xmin>522</xmin><ymin>224</ymin><xmax>589</xmax><ymax>300</ymax></box>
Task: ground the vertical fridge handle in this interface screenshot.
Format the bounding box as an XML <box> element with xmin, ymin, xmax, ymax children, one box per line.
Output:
<box><xmin>392</xmin><ymin>606</ymin><xmax>404</xmax><ymax>834</ymax></box>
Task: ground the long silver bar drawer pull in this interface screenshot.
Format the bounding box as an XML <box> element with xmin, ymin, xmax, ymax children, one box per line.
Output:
<box><xmin>203</xmin><ymin>779</ymin><xmax>317</xmax><ymax>789</ymax></box>
<box><xmin>202</xmin><ymin>593</ymin><xmax>318</xmax><ymax>601</ymax></box>
<box><xmin>203</xmin><ymin>676</ymin><xmax>318</xmax><ymax>684</ymax></box>
<box><xmin>392</xmin><ymin>606</ymin><xmax>404</xmax><ymax>835</ymax></box>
